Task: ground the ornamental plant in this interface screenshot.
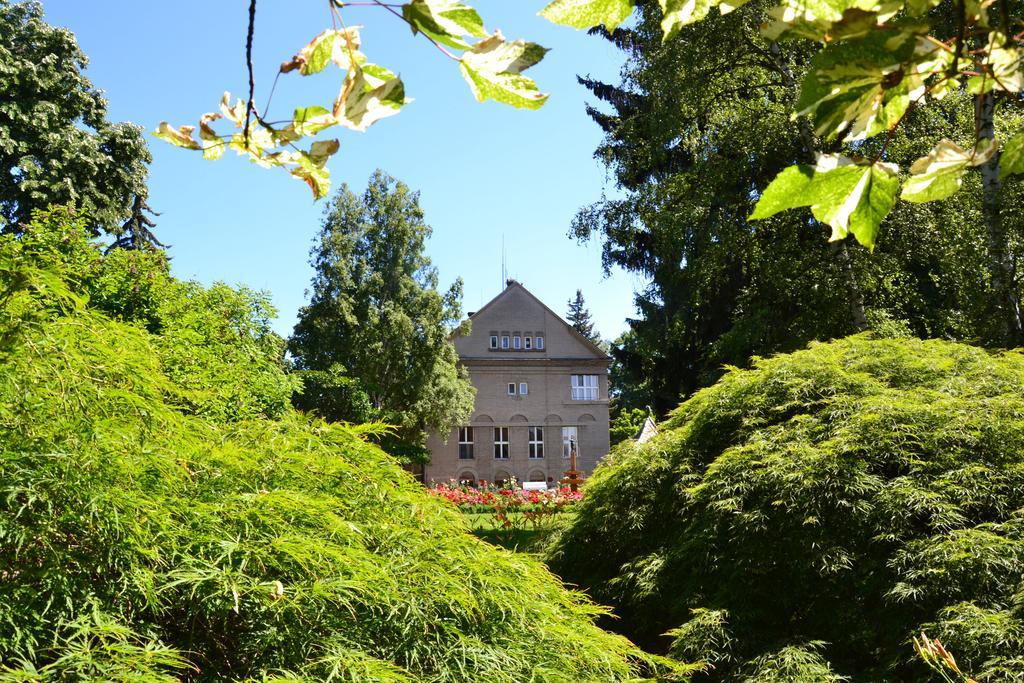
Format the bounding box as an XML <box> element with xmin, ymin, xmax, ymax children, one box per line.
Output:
<box><xmin>0</xmin><ymin>211</ymin><xmax>666</xmax><ymax>681</ymax></box>
<box><xmin>547</xmin><ymin>335</ymin><xmax>1024</xmax><ymax>680</ymax></box>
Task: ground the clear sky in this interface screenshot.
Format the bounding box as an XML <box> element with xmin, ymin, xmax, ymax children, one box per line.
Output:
<box><xmin>42</xmin><ymin>1</ymin><xmax>648</xmax><ymax>340</ymax></box>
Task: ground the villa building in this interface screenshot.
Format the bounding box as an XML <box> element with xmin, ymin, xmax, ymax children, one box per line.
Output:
<box><xmin>425</xmin><ymin>280</ymin><xmax>611</xmax><ymax>486</ymax></box>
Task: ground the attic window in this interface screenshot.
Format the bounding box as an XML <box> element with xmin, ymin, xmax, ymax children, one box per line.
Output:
<box><xmin>524</xmin><ymin>336</ymin><xmax>532</xmax><ymax>350</ymax></box>
<box><xmin>501</xmin><ymin>335</ymin><xmax>509</xmax><ymax>349</ymax></box>
<box><xmin>489</xmin><ymin>335</ymin><xmax>498</xmax><ymax>349</ymax></box>
<box><xmin>536</xmin><ymin>336</ymin><xmax>545</xmax><ymax>350</ymax></box>
<box><xmin>513</xmin><ymin>335</ymin><xmax>521</xmax><ymax>350</ymax></box>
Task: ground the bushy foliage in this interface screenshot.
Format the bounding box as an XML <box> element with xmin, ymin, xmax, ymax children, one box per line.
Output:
<box><xmin>0</xmin><ymin>212</ymin><xmax>656</xmax><ymax>681</ymax></box>
<box><xmin>548</xmin><ymin>335</ymin><xmax>1024</xmax><ymax>680</ymax></box>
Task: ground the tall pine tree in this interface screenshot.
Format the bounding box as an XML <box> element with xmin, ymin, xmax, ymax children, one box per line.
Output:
<box><xmin>566</xmin><ymin>289</ymin><xmax>600</xmax><ymax>344</ymax></box>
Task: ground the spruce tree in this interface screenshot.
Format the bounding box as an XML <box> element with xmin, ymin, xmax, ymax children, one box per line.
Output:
<box><xmin>566</xmin><ymin>289</ymin><xmax>600</xmax><ymax>343</ymax></box>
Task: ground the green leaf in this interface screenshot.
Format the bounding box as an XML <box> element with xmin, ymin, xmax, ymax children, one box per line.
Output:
<box><xmin>153</xmin><ymin>122</ymin><xmax>202</xmax><ymax>150</ymax></box>
<box><xmin>334</xmin><ymin>64</ymin><xmax>409</xmax><ymax>132</ymax></box>
<box><xmin>901</xmin><ymin>138</ymin><xmax>997</xmax><ymax>203</ymax></box>
<box><xmin>750</xmin><ymin>154</ymin><xmax>899</xmax><ymax>249</ymax></box>
<box><xmin>794</xmin><ymin>24</ymin><xmax>946</xmax><ymax>141</ymax></box>
<box><xmin>291</xmin><ymin>105</ymin><xmax>338</xmax><ymax>136</ymax></box>
<box><xmin>539</xmin><ymin>0</ymin><xmax>636</xmax><ymax>30</ymax></box>
<box><xmin>459</xmin><ymin>32</ymin><xmax>550</xmax><ymax>109</ymax></box>
<box><xmin>403</xmin><ymin>0</ymin><xmax>488</xmax><ymax>49</ymax></box>
<box><xmin>1000</xmin><ymin>131</ymin><xmax>1024</xmax><ymax>179</ymax></box>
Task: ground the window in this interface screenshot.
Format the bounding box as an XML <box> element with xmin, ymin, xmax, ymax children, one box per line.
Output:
<box><xmin>571</xmin><ymin>374</ymin><xmax>599</xmax><ymax>400</ymax></box>
<box><xmin>525</xmin><ymin>336</ymin><xmax>532</xmax><ymax>350</ymax></box>
<box><xmin>536</xmin><ymin>336</ymin><xmax>545</xmax><ymax>350</ymax></box>
<box><xmin>519</xmin><ymin>382</ymin><xmax>528</xmax><ymax>396</ymax></box>
<box><xmin>513</xmin><ymin>335</ymin><xmax>521</xmax><ymax>349</ymax></box>
<box><xmin>494</xmin><ymin>427</ymin><xmax>509</xmax><ymax>459</ymax></box>
<box><xmin>507</xmin><ymin>383</ymin><xmax>516</xmax><ymax>396</ymax></box>
<box><xmin>458</xmin><ymin>426</ymin><xmax>474</xmax><ymax>459</ymax></box>
<box><xmin>501</xmin><ymin>335</ymin><xmax>510</xmax><ymax>349</ymax></box>
<box><xmin>529</xmin><ymin>426</ymin><xmax>544</xmax><ymax>459</ymax></box>
<box><xmin>562</xmin><ymin>426</ymin><xmax>578</xmax><ymax>459</ymax></box>
<box><xmin>489</xmin><ymin>335</ymin><xmax>498</xmax><ymax>349</ymax></box>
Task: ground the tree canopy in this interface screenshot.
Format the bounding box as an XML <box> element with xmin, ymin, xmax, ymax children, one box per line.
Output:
<box><xmin>289</xmin><ymin>170</ymin><xmax>475</xmax><ymax>459</ymax></box>
<box><xmin>570</xmin><ymin>0</ymin><xmax>1024</xmax><ymax>413</ymax></box>
<box><xmin>0</xmin><ymin>0</ymin><xmax>152</xmax><ymax>241</ymax></box>
<box><xmin>548</xmin><ymin>335</ymin><xmax>1024</xmax><ymax>680</ymax></box>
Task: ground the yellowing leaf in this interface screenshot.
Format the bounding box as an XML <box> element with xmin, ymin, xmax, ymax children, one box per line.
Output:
<box><xmin>153</xmin><ymin>122</ymin><xmax>202</xmax><ymax>150</ymax></box>
<box><xmin>901</xmin><ymin>138</ymin><xmax>997</xmax><ymax>203</ymax></box>
<box><xmin>539</xmin><ymin>0</ymin><xmax>636</xmax><ymax>30</ymax></box>
<box><xmin>968</xmin><ymin>32</ymin><xmax>1023</xmax><ymax>94</ymax></box>
<box><xmin>660</xmin><ymin>0</ymin><xmax>733</xmax><ymax>40</ymax></box>
<box><xmin>199</xmin><ymin>112</ymin><xmax>225</xmax><ymax>161</ymax></box>
<box><xmin>281</xmin><ymin>28</ymin><xmax>363</xmax><ymax>75</ymax></box>
<box><xmin>334</xmin><ymin>63</ymin><xmax>408</xmax><ymax>132</ymax></box>
<box><xmin>750</xmin><ymin>154</ymin><xmax>899</xmax><ymax>249</ymax></box>
<box><xmin>762</xmin><ymin>0</ymin><xmax>901</xmax><ymax>41</ymax></box>
<box><xmin>459</xmin><ymin>32</ymin><xmax>549</xmax><ymax>109</ymax></box>
<box><xmin>219</xmin><ymin>92</ymin><xmax>246</xmax><ymax>127</ymax></box>
<box><xmin>794</xmin><ymin>26</ymin><xmax>949</xmax><ymax>141</ymax></box>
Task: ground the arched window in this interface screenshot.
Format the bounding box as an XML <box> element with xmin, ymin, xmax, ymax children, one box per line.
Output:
<box><xmin>457</xmin><ymin>471</ymin><xmax>477</xmax><ymax>486</ymax></box>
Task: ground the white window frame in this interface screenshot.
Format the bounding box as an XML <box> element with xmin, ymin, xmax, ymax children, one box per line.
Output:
<box><xmin>524</xmin><ymin>336</ymin><xmax>532</xmax><ymax>350</ymax></box>
<box><xmin>536</xmin><ymin>336</ymin><xmax>544</xmax><ymax>350</ymax></box>
<box><xmin>529</xmin><ymin>426</ymin><xmax>544</xmax><ymax>459</ymax></box>
<box><xmin>507</xmin><ymin>382</ymin><xmax>516</xmax><ymax>396</ymax></box>
<box><xmin>561</xmin><ymin>426</ymin><xmax>578</xmax><ymax>459</ymax></box>
<box><xmin>501</xmin><ymin>335</ymin><xmax>510</xmax><ymax>349</ymax></box>
<box><xmin>489</xmin><ymin>335</ymin><xmax>498</xmax><ymax>349</ymax></box>
<box><xmin>513</xmin><ymin>335</ymin><xmax>521</xmax><ymax>349</ymax></box>
<box><xmin>458</xmin><ymin>426</ymin><xmax>474</xmax><ymax>460</ymax></box>
<box><xmin>494</xmin><ymin>427</ymin><xmax>509</xmax><ymax>459</ymax></box>
<box><xmin>570</xmin><ymin>374</ymin><xmax>599</xmax><ymax>401</ymax></box>
<box><xmin>519</xmin><ymin>382</ymin><xmax>528</xmax><ymax>396</ymax></box>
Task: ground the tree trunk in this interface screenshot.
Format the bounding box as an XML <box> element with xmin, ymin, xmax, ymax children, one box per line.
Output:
<box><xmin>835</xmin><ymin>241</ymin><xmax>868</xmax><ymax>331</ymax></box>
<box><xmin>975</xmin><ymin>91</ymin><xmax>1023</xmax><ymax>346</ymax></box>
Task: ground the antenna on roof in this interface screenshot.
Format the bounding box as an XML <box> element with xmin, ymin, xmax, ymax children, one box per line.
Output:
<box><xmin>501</xmin><ymin>234</ymin><xmax>507</xmax><ymax>288</ymax></box>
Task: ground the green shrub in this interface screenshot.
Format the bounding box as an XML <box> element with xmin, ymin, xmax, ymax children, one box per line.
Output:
<box><xmin>547</xmin><ymin>335</ymin><xmax>1024</xmax><ymax>680</ymax></box>
<box><xmin>0</xmin><ymin>213</ymin><xmax>657</xmax><ymax>681</ymax></box>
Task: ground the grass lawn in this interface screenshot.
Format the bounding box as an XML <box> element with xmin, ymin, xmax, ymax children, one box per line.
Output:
<box><xmin>462</xmin><ymin>511</ymin><xmax>555</xmax><ymax>552</ymax></box>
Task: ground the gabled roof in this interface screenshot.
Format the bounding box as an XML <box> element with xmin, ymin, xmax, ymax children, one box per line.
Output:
<box><xmin>466</xmin><ymin>279</ymin><xmax>609</xmax><ymax>360</ymax></box>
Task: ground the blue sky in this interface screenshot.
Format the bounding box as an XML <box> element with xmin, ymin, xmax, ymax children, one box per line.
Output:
<box><xmin>43</xmin><ymin>1</ymin><xmax>647</xmax><ymax>339</ymax></box>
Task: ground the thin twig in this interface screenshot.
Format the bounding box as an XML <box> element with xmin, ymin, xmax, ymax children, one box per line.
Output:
<box><xmin>244</xmin><ymin>0</ymin><xmax>257</xmax><ymax>148</ymax></box>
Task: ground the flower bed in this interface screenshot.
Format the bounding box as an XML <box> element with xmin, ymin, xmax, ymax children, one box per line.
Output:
<box><xmin>429</xmin><ymin>482</ymin><xmax>584</xmax><ymax>550</ymax></box>
<box><xmin>429</xmin><ymin>481</ymin><xmax>583</xmax><ymax>513</ymax></box>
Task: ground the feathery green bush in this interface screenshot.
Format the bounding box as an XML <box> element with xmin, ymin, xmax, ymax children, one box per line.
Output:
<box><xmin>0</xmin><ymin>211</ymin><xmax>660</xmax><ymax>681</ymax></box>
<box><xmin>548</xmin><ymin>335</ymin><xmax>1024</xmax><ymax>681</ymax></box>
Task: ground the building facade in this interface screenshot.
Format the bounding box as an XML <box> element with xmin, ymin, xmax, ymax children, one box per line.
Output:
<box><xmin>425</xmin><ymin>280</ymin><xmax>611</xmax><ymax>486</ymax></box>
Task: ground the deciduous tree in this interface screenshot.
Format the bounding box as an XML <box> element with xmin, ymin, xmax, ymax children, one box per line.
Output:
<box><xmin>289</xmin><ymin>170</ymin><xmax>474</xmax><ymax>460</ymax></box>
<box><xmin>0</xmin><ymin>1</ymin><xmax>153</xmax><ymax>242</ymax></box>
